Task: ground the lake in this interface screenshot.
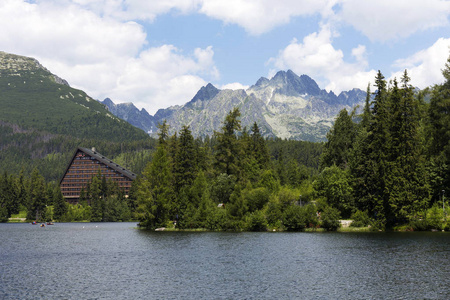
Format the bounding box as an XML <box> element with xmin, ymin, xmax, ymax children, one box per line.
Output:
<box><xmin>1</xmin><ymin>222</ymin><xmax>450</xmax><ymax>299</ymax></box>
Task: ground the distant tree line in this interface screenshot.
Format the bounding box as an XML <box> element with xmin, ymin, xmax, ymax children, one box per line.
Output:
<box><xmin>0</xmin><ymin>168</ymin><xmax>63</xmax><ymax>222</ymax></box>
<box><xmin>0</xmin><ymin>168</ymin><xmax>138</xmax><ymax>223</ymax></box>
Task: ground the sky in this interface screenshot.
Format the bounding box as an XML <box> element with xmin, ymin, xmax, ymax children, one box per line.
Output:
<box><xmin>1</xmin><ymin>0</ymin><xmax>450</xmax><ymax>115</ymax></box>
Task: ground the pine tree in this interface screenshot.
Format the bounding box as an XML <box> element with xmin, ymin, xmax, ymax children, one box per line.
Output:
<box><xmin>350</xmin><ymin>71</ymin><xmax>391</xmax><ymax>227</ymax></box>
<box><xmin>275</xmin><ymin>148</ymin><xmax>288</xmax><ymax>186</ymax></box>
<box><xmin>249</xmin><ymin>122</ymin><xmax>270</xmax><ymax>169</ymax></box>
<box><xmin>53</xmin><ymin>186</ymin><xmax>68</xmax><ymax>221</ymax></box>
<box><xmin>361</xmin><ymin>83</ymin><xmax>372</xmax><ymax>129</ymax></box>
<box><xmin>0</xmin><ymin>172</ymin><xmax>19</xmax><ymax>218</ymax></box>
<box><xmin>26</xmin><ymin>168</ymin><xmax>47</xmax><ymax>221</ymax></box>
<box><xmin>90</xmin><ymin>173</ymin><xmax>103</xmax><ymax>222</ymax></box>
<box><xmin>214</xmin><ymin>107</ymin><xmax>242</xmax><ymax>177</ymax></box>
<box><xmin>320</xmin><ymin>108</ymin><xmax>357</xmax><ymax>170</ymax></box>
<box><xmin>137</xmin><ymin>138</ymin><xmax>175</xmax><ymax>229</ymax></box>
<box><xmin>157</xmin><ymin>120</ymin><xmax>170</xmax><ymax>146</ymax></box>
<box><xmin>16</xmin><ymin>169</ymin><xmax>27</xmax><ymax>209</ymax></box>
<box><xmin>386</xmin><ymin>73</ymin><xmax>430</xmax><ymax>222</ymax></box>
<box><xmin>428</xmin><ymin>54</ymin><xmax>450</xmax><ymax>199</ymax></box>
<box><xmin>173</xmin><ymin>125</ymin><xmax>197</xmax><ymax>193</ymax></box>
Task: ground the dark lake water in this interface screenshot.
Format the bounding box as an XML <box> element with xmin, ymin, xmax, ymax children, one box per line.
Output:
<box><xmin>1</xmin><ymin>222</ymin><xmax>450</xmax><ymax>299</ymax></box>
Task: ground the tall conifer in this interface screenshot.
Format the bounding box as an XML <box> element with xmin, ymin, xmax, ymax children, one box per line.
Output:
<box><xmin>214</xmin><ymin>108</ymin><xmax>242</xmax><ymax>177</ymax></box>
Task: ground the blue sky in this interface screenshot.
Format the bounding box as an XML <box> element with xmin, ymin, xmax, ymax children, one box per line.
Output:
<box><xmin>1</xmin><ymin>0</ymin><xmax>450</xmax><ymax>114</ymax></box>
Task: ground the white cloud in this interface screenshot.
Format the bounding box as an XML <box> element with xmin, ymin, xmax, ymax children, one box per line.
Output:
<box><xmin>110</xmin><ymin>45</ymin><xmax>219</xmax><ymax>114</ymax></box>
<box><xmin>0</xmin><ymin>0</ymin><xmax>146</xmax><ymax>94</ymax></box>
<box><xmin>65</xmin><ymin>0</ymin><xmax>450</xmax><ymax>41</ymax></box>
<box><xmin>221</xmin><ymin>82</ymin><xmax>249</xmax><ymax>90</ymax></box>
<box><xmin>0</xmin><ymin>0</ymin><xmax>219</xmax><ymax>115</ymax></box>
<box><xmin>269</xmin><ymin>24</ymin><xmax>376</xmax><ymax>94</ymax></box>
<box><xmin>2</xmin><ymin>0</ymin><xmax>449</xmax><ymax>118</ymax></box>
<box><xmin>0</xmin><ymin>0</ymin><xmax>145</xmax><ymax>61</ymax></box>
<box><xmin>69</xmin><ymin>0</ymin><xmax>334</xmax><ymax>35</ymax></box>
<box><xmin>391</xmin><ymin>38</ymin><xmax>450</xmax><ymax>88</ymax></box>
<box><xmin>199</xmin><ymin>0</ymin><xmax>334</xmax><ymax>35</ymax></box>
<box><xmin>337</xmin><ymin>0</ymin><xmax>450</xmax><ymax>42</ymax></box>
<box><xmin>105</xmin><ymin>0</ymin><xmax>201</xmax><ymax>21</ymax></box>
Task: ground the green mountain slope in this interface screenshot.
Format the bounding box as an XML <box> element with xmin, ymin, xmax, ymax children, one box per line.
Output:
<box><xmin>0</xmin><ymin>52</ymin><xmax>154</xmax><ymax>181</ymax></box>
<box><xmin>0</xmin><ymin>51</ymin><xmax>148</xmax><ymax>142</ymax></box>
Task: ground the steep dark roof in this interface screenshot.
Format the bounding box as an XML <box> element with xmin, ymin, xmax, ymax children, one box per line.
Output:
<box><xmin>79</xmin><ymin>147</ymin><xmax>137</xmax><ymax>179</ymax></box>
<box><xmin>59</xmin><ymin>147</ymin><xmax>137</xmax><ymax>184</ymax></box>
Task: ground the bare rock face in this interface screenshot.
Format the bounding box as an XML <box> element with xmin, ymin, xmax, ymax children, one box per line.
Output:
<box><xmin>105</xmin><ymin>70</ymin><xmax>366</xmax><ymax>142</ymax></box>
<box><xmin>102</xmin><ymin>98</ymin><xmax>156</xmax><ymax>134</ymax></box>
<box><xmin>0</xmin><ymin>51</ymin><xmax>365</xmax><ymax>141</ymax></box>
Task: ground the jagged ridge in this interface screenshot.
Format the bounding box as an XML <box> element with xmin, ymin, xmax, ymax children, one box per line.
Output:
<box><xmin>105</xmin><ymin>70</ymin><xmax>366</xmax><ymax>142</ymax></box>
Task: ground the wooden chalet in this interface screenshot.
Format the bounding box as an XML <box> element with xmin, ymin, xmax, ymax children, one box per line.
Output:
<box><xmin>59</xmin><ymin>147</ymin><xmax>136</xmax><ymax>203</ymax></box>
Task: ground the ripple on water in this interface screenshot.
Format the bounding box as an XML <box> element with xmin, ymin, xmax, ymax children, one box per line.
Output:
<box><xmin>1</xmin><ymin>224</ymin><xmax>450</xmax><ymax>299</ymax></box>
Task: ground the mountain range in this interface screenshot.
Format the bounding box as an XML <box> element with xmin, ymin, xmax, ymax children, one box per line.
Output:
<box><xmin>0</xmin><ymin>50</ymin><xmax>365</xmax><ymax>145</ymax></box>
<box><xmin>103</xmin><ymin>70</ymin><xmax>366</xmax><ymax>141</ymax></box>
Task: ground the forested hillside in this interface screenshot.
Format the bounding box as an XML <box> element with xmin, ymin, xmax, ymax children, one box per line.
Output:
<box><xmin>0</xmin><ymin>51</ymin><xmax>154</xmax><ymax>181</ymax></box>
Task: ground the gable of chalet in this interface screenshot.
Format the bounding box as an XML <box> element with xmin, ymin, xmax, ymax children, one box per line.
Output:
<box><xmin>61</xmin><ymin>147</ymin><xmax>136</xmax><ymax>182</ymax></box>
<box><xmin>59</xmin><ymin>147</ymin><xmax>137</xmax><ymax>201</ymax></box>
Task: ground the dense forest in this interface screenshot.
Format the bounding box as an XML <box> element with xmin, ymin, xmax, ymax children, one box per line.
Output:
<box><xmin>0</xmin><ymin>122</ymin><xmax>322</xmax><ymax>225</ymax></box>
<box><xmin>1</xmin><ymin>56</ymin><xmax>449</xmax><ymax>231</ymax></box>
<box><xmin>318</xmin><ymin>57</ymin><xmax>450</xmax><ymax>230</ymax></box>
<box><xmin>132</xmin><ymin>56</ymin><xmax>450</xmax><ymax>231</ymax></box>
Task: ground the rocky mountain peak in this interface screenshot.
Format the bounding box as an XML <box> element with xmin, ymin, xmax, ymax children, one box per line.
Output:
<box><xmin>189</xmin><ymin>83</ymin><xmax>220</xmax><ymax>103</ymax></box>
<box><xmin>249</xmin><ymin>70</ymin><xmax>321</xmax><ymax>99</ymax></box>
<box><xmin>254</xmin><ymin>77</ymin><xmax>270</xmax><ymax>87</ymax></box>
<box><xmin>104</xmin><ymin>69</ymin><xmax>366</xmax><ymax>141</ymax></box>
<box><xmin>102</xmin><ymin>98</ymin><xmax>156</xmax><ymax>134</ymax></box>
<box><xmin>102</xmin><ymin>97</ymin><xmax>115</xmax><ymax>107</ymax></box>
<box><xmin>0</xmin><ymin>51</ymin><xmax>69</xmax><ymax>86</ymax></box>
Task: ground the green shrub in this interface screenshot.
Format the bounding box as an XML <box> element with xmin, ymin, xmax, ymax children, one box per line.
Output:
<box><xmin>350</xmin><ymin>210</ymin><xmax>370</xmax><ymax>227</ymax></box>
<box><xmin>278</xmin><ymin>187</ymin><xmax>300</xmax><ymax>209</ymax></box>
<box><xmin>321</xmin><ymin>206</ymin><xmax>341</xmax><ymax>231</ymax></box>
<box><xmin>265</xmin><ymin>197</ymin><xmax>282</xmax><ymax>226</ymax></box>
<box><xmin>282</xmin><ymin>205</ymin><xmax>306</xmax><ymax>231</ymax></box>
<box><xmin>246</xmin><ymin>210</ymin><xmax>268</xmax><ymax>231</ymax></box>
<box><xmin>304</xmin><ymin>203</ymin><xmax>319</xmax><ymax>228</ymax></box>
<box><xmin>206</xmin><ymin>208</ymin><xmax>228</xmax><ymax>230</ymax></box>
<box><xmin>409</xmin><ymin>219</ymin><xmax>428</xmax><ymax>231</ymax></box>
<box><xmin>0</xmin><ymin>206</ymin><xmax>8</xmax><ymax>223</ymax></box>
<box><xmin>426</xmin><ymin>204</ymin><xmax>444</xmax><ymax>230</ymax></box>
<box><xmin>444</xmin><ymin>222</ymin><xmax>450</xmax><ymax>232</ymax></box>
<box><xmin>245</xmin><ymin>187</ymin><xmax>270</xmax><ymax>213</ymax></box>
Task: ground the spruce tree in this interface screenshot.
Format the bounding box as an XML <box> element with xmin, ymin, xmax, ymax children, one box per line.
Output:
<box><xmin>137</xmin><ymin>127</ymin><xmax>175</xmax><ymax>229</ymax></box>
<box><xmin>351</xmin><ymin>71</ymin><xmax>391</xmax><ymax>227</ymax></box>
<box><xmin>157</xmin><ymin>120</ymin><xmax>170</xmax><ymax>146</ymax></box>
<box><xmin>26</xmin><ymin>168</ymin><xmax>47</xmax><ymax>221</ymax></box>
<box><xmin>53</xmin><ymin>186</ymin><xmax>68</xmax><ymax>221</ymax></box>
<box><xmin>90</xmin><ymin>173</ymin><xmax>103</xmax><ymax>222</ymax></box>
<box><xmin>428</xmin><ymin>54</ymin><xmax>450</xmax><ymax>200</ymax></box>
<box><xmin>386</xmin><ymin>74</ymin><xmax>430</xmax><ymax>222</ymax></box>
<box><xmin>361</xmin><ymin>83</ymin><xmax>372</xmax><ymax>129</ymax></box>
<box><xmin>214</xmin><ymin>107</ymin><xmax>242</xmax><ymax>177</ymax></box>
<box><xmin>250</xmin><ymin>122</ymin><xmax>270</xmax><ymax>169</ymax></box>
<box><xmin>320</xmin><ymin>108</ymin><xmax>357</xmax><ymax>170</ymax></box>
<box><xmin>173</xmin><ymin>125</ymin><xmax>197</xmax><ymax>192</ymax></box>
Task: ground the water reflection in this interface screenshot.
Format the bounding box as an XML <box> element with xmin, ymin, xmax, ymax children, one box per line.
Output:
<box><xmin>1</xmin><ymin>223</ymin><xmax>449</xmax><ymax>299</ymax></box>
